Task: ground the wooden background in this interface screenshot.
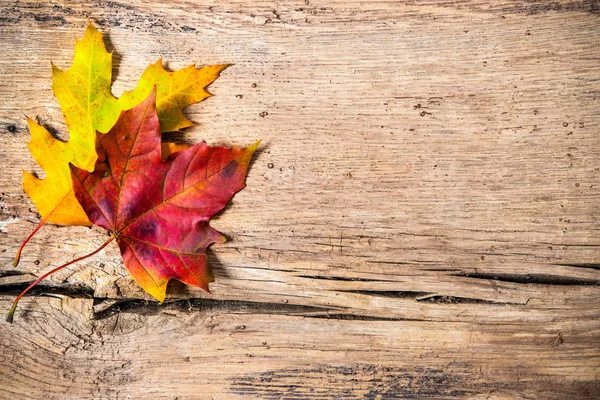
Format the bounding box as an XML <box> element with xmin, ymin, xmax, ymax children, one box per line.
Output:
<box><xmin>1</xmin><ymin>1</ymin><xmax>599</xmax><ymax>398</ymax></box>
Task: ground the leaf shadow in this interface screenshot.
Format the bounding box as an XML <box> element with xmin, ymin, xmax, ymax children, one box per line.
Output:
<box><xmin>98</xmin><ymin>24</ymin><xmax>122</xmax><ymax>97</ymax></box>
<box><xmin>164</xmin><ymin>247</ymin><xmax>229</xmax><ymax>299</ymax></box>
<box><xmin>34</xmin><ymin>118</ymin><xmax>68</xmax><ymax>143</ymax></box>
<box><xmin>247</xmin><ymin>140</ymin><xmax>269</xmax><ymax>174</ymax></box>
<box><xmin>165</xmin><ymin>279</ymin><xmax>188</xmax><ymax>297</ymax></box>
<box><xmin>207</xmin><ymin>247</ymin><xmax>231</xmax><ymax>280</ymax></box>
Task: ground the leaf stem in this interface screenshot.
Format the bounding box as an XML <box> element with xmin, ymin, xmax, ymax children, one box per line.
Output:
<box><xmin>13</xmin><ymin>214</ymin><xmax>50</xmax><ymax>267</ymax></box>
<box><xmin>6</xmin><ymin>236</ymin><xmax>115</xmax><ymax>323</ymax></box>
<box><xmin>14</xmin><ymin>190</ymin><xmax>79</xmax><ymax>267</ymax></box>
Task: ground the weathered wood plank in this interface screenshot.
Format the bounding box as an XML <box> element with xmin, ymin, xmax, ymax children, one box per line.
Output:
<box><xmin>1</xmin><ymin>0</ymin><xmax>599</xmax><ymax>398</ymax></box>
<box><xmin>1</xmin><ymin>296</ymin><xmax>599</xmax><ymax>399</ymax></box>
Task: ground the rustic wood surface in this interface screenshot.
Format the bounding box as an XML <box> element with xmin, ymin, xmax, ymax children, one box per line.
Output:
<box><xmin>1</xmin><ymin>1</ymin><xmax>599</xmax><ymax>399</ymax></box>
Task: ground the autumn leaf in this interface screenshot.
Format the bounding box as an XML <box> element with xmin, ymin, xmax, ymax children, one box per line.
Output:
<box><xmin>15</xmin><ymin>24</ymin><xmax>229</xmax><ymax>267</ymax></box>
<box><xmin>24</xmin><ymin>24</ymin><xmax>229</xmax><ymax>227</ymax></box>
<box><xmin>70</xmin><ymin>90</ymin><xmax>258</xmax><ymax>302</ymax></box>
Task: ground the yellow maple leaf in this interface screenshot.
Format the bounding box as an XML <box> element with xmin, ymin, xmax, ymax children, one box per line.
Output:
<box><xmin>24</xmin><ymin>118</ymin><xmax>91</xmax><ymax>225</ymax></box>
<box><xmin>120</xmin><ymin>60</ymin><xmax>230</xmax><ymax>133</ymax></box>
<box><xmin>23</xmin><ymin>24</ymin><xmax>229</xmax><ymax>227</ymax></box>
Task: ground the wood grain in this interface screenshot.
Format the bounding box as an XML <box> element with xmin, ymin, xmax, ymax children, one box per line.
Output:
<box><xmin>1</xmin><ymin>0</ymin><xmax>599</xmax><ymax>398</ymax></box>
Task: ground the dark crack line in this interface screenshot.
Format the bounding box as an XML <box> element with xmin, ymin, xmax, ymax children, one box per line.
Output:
<box><xmin>92</xmin><ymin>298</ymin><xmax>331</xmax><ymax>320</ymax></box>
<box><xmin>297</xmin><ymin>275</ymin><xmax>395</xmax><ymax>282</ymax></box>
<box><xmin>453</xmin><ymin>272</ymin><xmax>600</xmax><ymax>286</ymax></box>
<box><xmin>0</xmin><ymin>282</ymin><xmax>94</xmax><ymax>298</ymax></box>
<box><xmin>556</xmin><ymin>263</ymin><xmax>600</xmax><ymax>271</ymax></box>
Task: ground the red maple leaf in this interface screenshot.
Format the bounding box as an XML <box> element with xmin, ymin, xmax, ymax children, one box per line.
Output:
<box><xmin>67</xmin><ymin>89</ymin><xmax>259</xmax><ymax>302</ymax></box>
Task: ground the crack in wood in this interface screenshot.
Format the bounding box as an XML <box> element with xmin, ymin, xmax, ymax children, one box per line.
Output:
<box><xmin>0</xmin><ymin>270</ymin><xmax>34</xmax><ymax>278</ymax></box>
<box><xmin>0</xmin><ymin>281</ymin><xmax>94</xmax><ymax>298</ymax></box>
<box><xmin>340</xmin><ymin>290</ymin><xmax>431</xmax><ymax>299</ymax></box>
<box><xmin>343</xmin><ymin>290</ymin><xmax>523</xmax><ymax>305</ymax></box>
<box><xmin>556</xmin><ymin>263</ymin><xmax>600</xmax><ymax>271</ymax></box>
<box><xmin>0</xmin><ymin>278</ymin><xmax>528</xmax><ymax>322</ymax></box>
<box><xmin>453</xmin><ymin>272</ymin><xmax>600</xmax><ymax>286</ymax></box>
<box><xmin>297</xmin><ymin>274</ymin><xmax>394</xmax><ymax>282</ymax></box>
<box><xmin>302</xmin><ymin>314</ymin><xmax>427</xmax><ymax>322</ymax></box>
<box><xmin>92</xmin><ymin>298</ymin><xmax>331</xmax><ymax>321</ymax></box>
